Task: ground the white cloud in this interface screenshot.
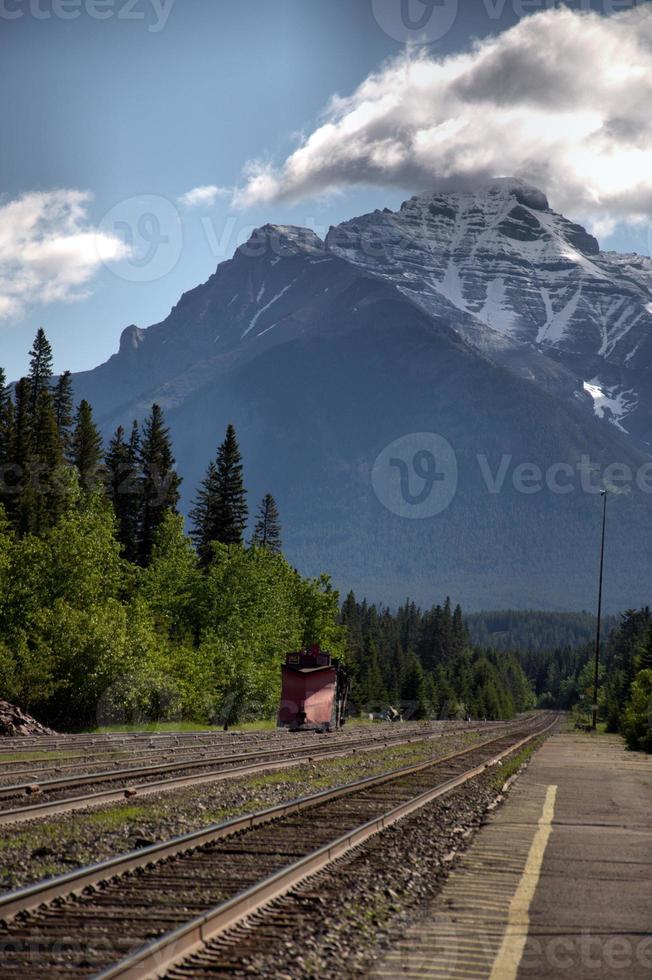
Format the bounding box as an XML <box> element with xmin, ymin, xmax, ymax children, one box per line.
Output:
<box><xmin>233</xmin><ymin>8</ymin><xmax>652</xmax><ymax>229</ymax></box>
<box><xmin>178</xmin><ymin>184</ymin><xmax>230</xmax><ymax>208</ymax></box>
<box><xmin>0</xmin><ymin>189</ymin><xmax>128</xmax><ymax>320</ymax></box>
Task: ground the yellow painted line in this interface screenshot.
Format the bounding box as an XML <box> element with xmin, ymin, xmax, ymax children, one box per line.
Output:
<box><xmin>489</xmin><ymin>784</ymin><xmax>557</xmax><ymax>980</ymax></box>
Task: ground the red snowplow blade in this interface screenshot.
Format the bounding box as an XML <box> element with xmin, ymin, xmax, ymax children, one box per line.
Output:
<box><xmin>278</xmin><ymin>665</ymin><xmax>337</xmax><ymax>728</ymax></box>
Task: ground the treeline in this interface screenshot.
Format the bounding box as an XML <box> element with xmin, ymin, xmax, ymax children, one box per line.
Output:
<box><xmin>466</xmin><ymin>610</ymin><xmax>617</xmax><ymax>653</ymax></box>
<box><xmin>340</xmin><ymin>595</ymin><xmax>534</xmax><ymax>720</ymax></box>
<box><xmin>491</xmin><ymin>608</ymin><xmax>652</xmax><ymax>754</ymax></box>
<box><xmin>601</xmin><ymin>609</ymin><xmax>652</xmax><ymax>752</ymax></box>
<box><xmin>517</xmin><ymin>645</ymin><xmax>590</xmax><ymax>710</ymax></box>
<box><xmin>0</xmin><ymin>330</ymin><xmax>342</xmax><ymax>728</ymax></box>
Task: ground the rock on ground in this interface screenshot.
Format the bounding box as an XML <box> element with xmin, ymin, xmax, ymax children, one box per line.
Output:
<box><xmin>0</xmin><ymin>701</ymin><xmax>56</xmax><ymax>737</ymax></box>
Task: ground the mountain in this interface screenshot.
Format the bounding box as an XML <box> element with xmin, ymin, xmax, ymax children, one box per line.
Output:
<box><xmin>328</xmin><ymin>179</ymin><xmax>652</xmax><ymax>447</ymax></box>
<box><xmin>71</xmin><ymin>180</ymin><xmax>652</xmax><ymax>612</ymax></box>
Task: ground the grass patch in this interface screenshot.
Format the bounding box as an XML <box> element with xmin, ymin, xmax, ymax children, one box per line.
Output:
<box><xmin>81</xmin><ymin>721</ymin><xmax>220</xmax><ymax>734</ymax></box>
<box><xmin>79</xmin><ymin>718</ymin><xmax>380</xmax><ymax>734</ymax></box>
<box><xmin>85</xmin><ymin>805</ymin><xmax>146</xmax><ymax>828</ymax></box>
<box><xmin>0</xmin><ymin>821</ymin><xmax>64</xmax><ymax>852</ymax></box>
<box><xmin>0</xmin><ymin>750</ymin><xmax>87</xmax><ymax>763</ymax></box>
<box><xmin>80</xmin><ymin>719</ymin><xmax>279</xmax><ymax>734</ymax></box>
<box><xmin>489</xmin><ymin>738</ymin><xmax>543</xmax><ymax>790</ymax></box>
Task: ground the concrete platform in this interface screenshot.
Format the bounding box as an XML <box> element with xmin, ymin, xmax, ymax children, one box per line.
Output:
<box><xmin>370</xmin><ymin>732</ymin><xmax>652</xmax><ymax>979</ymax></box>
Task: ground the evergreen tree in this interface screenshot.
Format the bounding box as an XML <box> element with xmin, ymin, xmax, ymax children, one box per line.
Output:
<box><xmin>27</xmin><ymin>328</ymin><xmax>53</xmax><ymax>418</ymax></box>
<box><xmin>190</xmin><ymin>423</ymin><xmax>247</xmax><ymax>565</ymax></box>
<box><xmin>0</xmin><ymin>369</ymin><xmax>13</xmax><ymax>515</ymax></box>
<box><xmin>401</xmin><ymin>650</ymin><xmax>426</xmax><ymax>718</ymax></box>
<box><xmin>190</xmin><ymin>461</ymin><xmax>218</xmax><ymax>566</ymax></box>
<box><xmin>637</xmin><ymin>633</ymin><xmax>652</xmax><ymax>672</ymax></box>
<box><xmin>360</xmin><ymin>636</ymin><xmax>387</xmax><ymax>709</ymax></box>
<box><xmin>0</xmin><ymin>367</ymin><xmax>10</xmax><ymax>459</ymax></box>
<box><xmin>10</xmin><ymin>379</ymin><xmax>33</xmax><ymax>532</ymax></box>
<box><xmin>139</xmin><ymin>404</ymin><xmax>181</xmax><ymax>565</ymax></box>
<box><xmin>53</xmin><ymin>371</ymin><xmax>74</xmax><ymax>451</ymax></box>
<box><xmin>71</xmin><ymin>400</ymin><xmax>103</xmax><ymax>492</ymax></box>
<box><xmin>105</xmin><ymin>422</ymin><xmax>142</xmax><ymax>562</ymax></box>
<box><xmin>31</xmin><ymin>389</ymin><xmax>65</xmax><ymax>533</ymax></box>
<box><xmin>250</xmin><ymin>493</ymin><xmax>282</xmax><ymax>553</ymax></box>
<box><xmin>452</xmin><ymin>603</ymin><xmax>467</xmax><ymax>653</ymax></box>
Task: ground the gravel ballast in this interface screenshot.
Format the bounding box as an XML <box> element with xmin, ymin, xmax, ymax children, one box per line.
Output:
<box><xmin>0</xmin><ymin>731</ymin><xmax>481</xmax><ymax>891</ymax></box>
<box><xmin>175</xmin><ymin>745</ymin><xmax>540</xmax><ymax>979</ymax></box>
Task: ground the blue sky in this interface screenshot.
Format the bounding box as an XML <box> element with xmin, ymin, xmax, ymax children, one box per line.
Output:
<box><xmin>1</xmin><ymin>0</ymin><xmax>651</xmax><ymax>380</ymax></box>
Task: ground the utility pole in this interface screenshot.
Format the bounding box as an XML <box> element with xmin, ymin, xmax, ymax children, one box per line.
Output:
<box><xmin>592</xmin><ymin>489</ymin><xmax>608</xmax><ymax>731</ymax></box>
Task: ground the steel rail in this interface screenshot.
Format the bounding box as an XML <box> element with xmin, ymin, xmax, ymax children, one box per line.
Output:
<box><xmin>0</xmin><ymin>715</ymin><xmax>555</xmax><ymax>926</ymax></box>
<box><xmin>0</xmin><ymin>725</ymin><xmax>389</xmax><ymax>778</ymax></box>
<box><xmin>0</xmin><ymin>720</ymin><xmax>522</xmax><ymax>826</ymax></box>
<box><xmin>0</xmin><ymin>717</ymin><xmax>521</xmax><ymax>751</ymax></box>
<box><xmin>0</xmin><ymin>729</ymin><xmax>418</xmax><ymax>797</ymax></box>
<box><xmin>93</xmin><ymin>716</ymin><xmax>557</xmax><ymax>980</ymax></box>
<box><xmin>0</xmin><ymin>723</ymin><xmax>448</xmax><ymax>750</ymax></box>
<box><xmin>0</xmin><ymin>717</ymin><xmax>524</xmax><ymax>785</ymax></box>
<box><xmin>0</xmin><ymin>735</ymin><xmax>307</xmax><ymax>775</ymax></box>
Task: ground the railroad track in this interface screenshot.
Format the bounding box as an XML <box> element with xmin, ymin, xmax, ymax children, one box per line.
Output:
<box><xmin>0</xmin><ymin>729</ymin><xmax>400</xmax><ymax>785</ymax></box>
<box><xmin>0</xmin><ymin>713</ymin><xmax>557</xmax><ymax>979</ymax></box>
<box><xmin>0</xmin><ymin>719</ymin><xmax>495</xmax><ymax>781</ymax></box>
<box><xmin>0</xmin><ymin>735</ymin><xmax>300</xmax><ymax>777</ymax></box>
<box><xmin>0</xmin><ymin>719</ymin><xmax>525</xmax><ymax>826</ymax></box>
<box><xmin>0</xmin><ymin>729</ymin><xmax>334</xmax><ymax>775</ymax></box>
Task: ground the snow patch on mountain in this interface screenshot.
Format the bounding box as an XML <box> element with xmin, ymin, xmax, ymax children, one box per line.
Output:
<box><xmin>536</xmin><ymin>288</ymin><xmax>581</xmax><ymax>345</ymax></box>
<box><xmin>324</xmin><ymin>179</ymin><xmax>652</xmax><ymax>378</ymax></box>
<box><xmin>583</xmin><ymin>380</ymin><xmax>636</xmax><ymax>432</ymax></box>
<box><xmin>243</xmin><ymin>280</ymin><xmax>296</xmax><ymax>337</ymax></box>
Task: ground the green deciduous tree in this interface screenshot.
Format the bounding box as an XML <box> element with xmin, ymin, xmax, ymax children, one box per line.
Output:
<box><xmin>622</xmin><ymin>669</ymin><xmax>652</xmax><ymax>753</ymax></box>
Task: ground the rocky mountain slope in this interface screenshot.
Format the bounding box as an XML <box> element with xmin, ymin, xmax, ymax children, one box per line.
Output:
<box><xmin>71</xmin><ymin>180</ymin><xmax>652</xmax><ymax>611</ymax></box>
<box><xmin>329</xmin><ymin>179</ymin><xmax>652</xmax><ymax>444</ymax></box>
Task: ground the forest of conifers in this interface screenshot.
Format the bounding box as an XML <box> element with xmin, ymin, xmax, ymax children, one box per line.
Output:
<box><xmin>0</xmin><ymin>329</ymin><xmax>649</xmax><ymax>750</ymax></box>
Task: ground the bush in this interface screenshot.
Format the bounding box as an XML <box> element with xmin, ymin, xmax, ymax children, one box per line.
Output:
<box><xmin>96</xmin><ymin>668</ymin><xmax>183</xmax><ymax>728</ymax></box>
<box><xmin>623</xmin><ymin>670</ymin><xmax>652</xmax><ymax>753</ymax></box>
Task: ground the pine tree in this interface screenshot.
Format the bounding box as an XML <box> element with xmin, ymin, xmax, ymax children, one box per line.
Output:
<box><xmin>105</xmin><ymin>422</ymin><xmax>142</xmax><ymax>562</ymax></box>
<box><xmin>27</xmin><ymin>328</ymin><xmax>54</xmax><ymax>418</ymax></box>
<box><xmin>452</xmin><ymin>603</ymin><xmax>467</xmax><ymax>654</ymax></box>
<box><xmin>31</xmin><ymin>389</ymin><xmax>65</xmax><ymax>532</ymax></box>
<box><xmin>361</xmin><ymin>636</ymin><xmax>387</xmax><ymax>709</ymax></box>
<box><xmin>9</xmin><ymin>378</ymin><xmax>33</xmax><ymax>531</ymax></box>
<box><xmin>0</xmin><ymin>368</ymin><xmax>14</xmax><ymax>517</ymax></box>
<box><xmin>189</xmin><ymin>461</ymin><xmax>219</xmax><ymax>566</ymax></box>
<box><xmin>53</xmin><ymin>371</ymin><xmax>74</xmax><ymax>452</ymax></box>
<box><xmin>139</xmin><ymin>404</ymin><xmax>181</xmax><ymax>565</ymax></box>
<box><xmin>635</xmin><ymin>625</ymin><xmax>652</xmax><ymax>673</ymax></box>
<box><xmin>0</xmin><ymin>367</ymin><xmax>10</xmax><ymax>455</ymax></box>
<box><xmin>190</xmin><ymin>424</ymin><xmax>247</xmax><ymax>565</ymax></box>
<box><xmin>250</xmin><ymin>493</ymin><xmax>282</xmax><ymax>553</ymax></box>
<box><xmin>71</xmin><ymin>400</ymin><xmax>103</xmax><ymax>492</ymax></box>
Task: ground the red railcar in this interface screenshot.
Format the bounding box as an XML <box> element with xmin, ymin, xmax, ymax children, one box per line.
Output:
<box><xmin>277</xmin><ymin>645</ymin><xmax>350</xmax><ymax>732</ymax></box>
